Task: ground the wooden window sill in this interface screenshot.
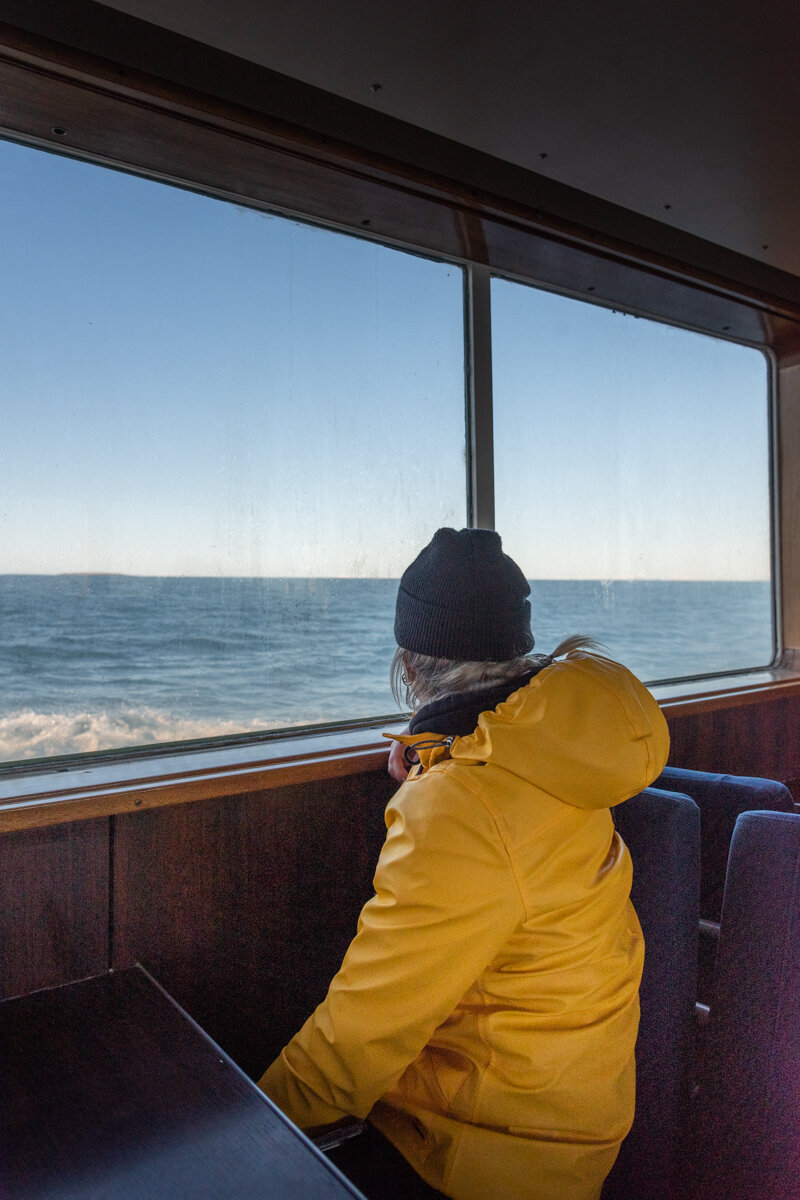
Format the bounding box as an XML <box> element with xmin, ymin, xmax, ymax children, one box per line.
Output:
<box><xmin>2</xmin><ymin>663</ymin><xmax>800</xmax><ymax>832</ymax></box>
<box><xmin>654</xmin><ymin>660</ymin><xmax>800</xmax><ymax>716</ymax></box>
<box><xmin>0</xmin><ymin>721</ymin><xmax>402</xmax><ymax>832</ymax></box>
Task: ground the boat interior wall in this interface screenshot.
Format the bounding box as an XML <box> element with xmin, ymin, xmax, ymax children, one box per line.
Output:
<box><xmin>0</xmin><ymin>818</ymin><xmax>109</xmax><ymax>1000</ymax></box>
<box><xmin>779</xmin><ymin>361</ymin><xmax>800</xmax><ymax>647</ymax></box>
<box><xmin>7</xmin><ymin>0</ymin><xmax>800</xmax><ymax>282</ymax></box>
<box><xmin>0</xmin><ymin>7</ymin><xmax>799</xmax><ymax>808</ymax></box>
<box><xmin>667</xmin><ymin>697</ymin><xmax>800</xmax><ymax>805</ymax></box>
<box><xmin>111</xmin><ymin>773</ymin><xmax>392</xmax><ymax>1076</ymax></box>
<box><xmin>0</xmin><ymin>708</ymin><xmax>797</xmax><ymax>1061</ymax></box>
<box><xmin>0</xmin><ymin>773</ymin><xmax>393</xmax><ymax>1076</ymax></box>
<box><xmin>2</xmin><ymin>7</ymin><xmax>800</xmax><ymax>1195</ymax></box>
<box><xmin>2</xmin><ymin>0</ymin><xmax>800</xmax><ymax>345</ymax></box>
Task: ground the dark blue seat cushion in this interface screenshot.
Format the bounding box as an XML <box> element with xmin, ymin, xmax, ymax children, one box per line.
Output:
<box><xmin>655</xmin><ymin>766</ymin><xmax>794</xmax><ymax>919</ymax></box>
<box><xmin>697</xmin><ymin>811</ymin><xmax>800</xmax><ymax>1200</ymax></box>
<box><xmin>603</xmin><ymin>787</ymin><xmax>699</xmax><ymax>1200</ymax></box>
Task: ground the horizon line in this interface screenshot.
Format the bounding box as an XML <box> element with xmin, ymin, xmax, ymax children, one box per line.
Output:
<box><xmin>0</xmin><ymin>572</ymin><xmax>773</xmax><ymax>584</ymax></box>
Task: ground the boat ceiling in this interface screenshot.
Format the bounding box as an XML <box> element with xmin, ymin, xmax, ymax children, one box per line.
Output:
<box><xmin>70</xmin><ymin>1</ymin><xmax>800</xmax><ymax>281</ymax></box>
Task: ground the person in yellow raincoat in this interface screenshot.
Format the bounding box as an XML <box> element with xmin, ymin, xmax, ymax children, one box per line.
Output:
<box><xmin>259</xmin><ymin>528</ymin><xmax>669</xmax><ymax>1200</ymax></box>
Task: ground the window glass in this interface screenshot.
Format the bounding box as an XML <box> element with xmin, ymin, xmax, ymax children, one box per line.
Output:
<box><xmin>0</xmin><ymin>139</ymin><xmax>466</xmax><ymax>763</ymax></box>
<box><xmin>492</xmin><ymin>278</ymin><xmax>773</xmax><ymax>682</ymax></box>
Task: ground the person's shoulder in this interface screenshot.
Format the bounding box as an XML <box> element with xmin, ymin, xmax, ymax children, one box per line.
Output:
<box><xmin>388</xmin><ymin>760</ymin><xmax>504</xmax><ymax>842</ymax></box>
<box><xmin>548</xmin><ymin>648</ymin><xmax>637</xmax><ymax>685</ymax></box>
<box><xmin>536</xmin><ymin>650</ymin><xmax>661</xmax><ymax>724</ymax></box>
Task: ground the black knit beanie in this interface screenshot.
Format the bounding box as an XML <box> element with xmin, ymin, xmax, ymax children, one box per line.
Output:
<box><xmin>394</xmin><ymin>528</ymin><xmax>534</xmax><ymax>662</ymax></box>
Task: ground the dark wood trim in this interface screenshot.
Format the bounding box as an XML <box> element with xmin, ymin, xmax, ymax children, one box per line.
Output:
<box><xmin>0</xmin><ymin>18</ymin><xmax>799</xmax><ymax>352</ymax></box>
<box><xmin>111</xmin><ymin>776</ymin><xmax>392</xmax><ymax>1074</ymax></box>
<box><xmin>0</xmin><ymin>739</ymin><xmax>391</xmax><ymax>832</ymax></box>
<box><xmin>2</xmin><ymin>669</ymin><xmax>800</xmax><ymax>832</ymax></box>
<box><xmin>4</xmin><ymin>1</ymin><xmax>800</xmax><ymax>316</ymax></box>
<box><xmin>658</xmin><ymin>674</ymin><xmax>800</xmax><ymax>718</ymax></box>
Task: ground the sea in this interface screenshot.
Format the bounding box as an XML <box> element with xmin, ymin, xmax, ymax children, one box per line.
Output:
<box><xmin>0</xmin><ymin>575</ymin><xmax>774</xmax><ymax>766</ymax></box>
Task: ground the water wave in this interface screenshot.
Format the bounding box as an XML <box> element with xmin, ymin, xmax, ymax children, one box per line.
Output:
<box><xmin>0</xmin><ymin>707</ymin><xmax>283</xmax><ymax>761</ymax></box>
<box><xmin>0</xmin><ymin>576</ymin><xmax>774</xmax><ymax>764</ymax></box>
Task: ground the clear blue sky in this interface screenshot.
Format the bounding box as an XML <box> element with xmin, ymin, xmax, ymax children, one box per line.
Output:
<box><xmin>492</xmin><ymin>280</ymin><xmax>771</xmax><ymax>581</ymax></box>
<box><xmin>0</xmin><ymin>136</ymin><xmax>771</xmax><ymax>580</ymax></box>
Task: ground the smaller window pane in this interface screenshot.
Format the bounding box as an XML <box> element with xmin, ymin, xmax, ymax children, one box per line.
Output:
<box><xmin>491</xmin><ymin>278</ymin><xmax>773</xmax><ymax>682</ymax></box>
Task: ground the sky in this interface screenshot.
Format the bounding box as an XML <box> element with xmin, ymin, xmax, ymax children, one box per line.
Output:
<box><xmin>491</xmin><ymin>282</ymin><xmax>771</xmax><ymax>581</ymax></box>
<box><xmin>0</xmin><ymin>136</ymin><xmax>772</xmax><ymax>580</ymax></box>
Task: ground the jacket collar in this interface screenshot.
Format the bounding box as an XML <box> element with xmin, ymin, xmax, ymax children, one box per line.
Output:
<box><xmin>408</xmin><ymin>668</ymin><xmax>542</xmax><ymax>739</ymax></box>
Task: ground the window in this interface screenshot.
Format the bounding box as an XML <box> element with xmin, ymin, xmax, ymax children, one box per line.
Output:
<box><xmin>0</xmin><ymin>139</ymin><xmax>465</xmax><ymax>763</ymax></box>
<box><xmin>492</xmin><ymin>278</ymin><xmax>774</xmax><ymax>681</ymax></box>
<box><xmin>0</xmin><ymin>129</ymin><xmax>777</xmax><ymax>769</ymax></box>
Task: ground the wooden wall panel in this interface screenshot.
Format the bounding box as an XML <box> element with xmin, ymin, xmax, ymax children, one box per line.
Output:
<box><xmin>0</xmin><ymin>818</ymin><xmax>109</xmax><ymax>1000</ymax></box>
<box><xmin>666</xmin><ymin>693</ymin><xmax>800</xmax><ymax>798</ymax></box>
<box><xmin>779</xmin><ymin>360</ymin><xmax>800</xmax><ymax>651</ymax></box>
<box><xmin>2</xmin><ymin>690</ymin><xmax>797</xmax><ymax>1023</ymax></box>
<box><xmin>112</xmin><ymin>770</ymin><xmax>394</xmax><ymax>1078</ymax></box>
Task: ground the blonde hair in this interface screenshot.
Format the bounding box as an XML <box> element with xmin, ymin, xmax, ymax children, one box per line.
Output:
<box><xmin>391</xmin><ymin>634</ymin><xmax>601</xmax><ymax>709</ymax></box>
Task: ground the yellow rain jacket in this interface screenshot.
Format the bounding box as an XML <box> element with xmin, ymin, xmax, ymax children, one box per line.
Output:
<box><xmin>259</xmin><ymin>651</ymin><xmax>669</xmax><ymax>1200</ymax></box>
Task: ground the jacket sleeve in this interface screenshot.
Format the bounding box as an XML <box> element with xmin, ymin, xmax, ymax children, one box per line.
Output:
<box><xmin>257</xmin><ymin>772</ymin><xmax>525</xmax><ymax>1128</ymax></box>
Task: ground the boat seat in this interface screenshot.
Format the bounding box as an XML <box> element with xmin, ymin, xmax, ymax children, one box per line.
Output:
<box><xmin>603</xmin><ymin>786</ymin><xmax>700</xmax><ymax>1200</ymax></box>
<box><xmin>654</xmin><ymin>766</ymin><xmax>795</xmax><ymax>1002</ymax></box>
<box><xmin>693</xmin><ymin>810</ymin><xmax>800</xmax><ymax>1200</ymax></box>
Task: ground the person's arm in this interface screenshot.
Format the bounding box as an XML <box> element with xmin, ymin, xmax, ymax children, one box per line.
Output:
<box><xmin>258</xmin><ymin>771</ymin><xmax>524</xmax><ymax>1128</ymax></box>
<box><xmin>387</xmin><ymin>733</ymin><xmax>412</xmax><ymax>782</ymax></box>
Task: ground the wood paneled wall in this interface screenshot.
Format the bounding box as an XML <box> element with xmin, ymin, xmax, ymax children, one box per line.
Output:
<box><xmin>0</xmin><ymin>773</ymin><xmax>392</xmax><ymax>1070</ymax></box>
<box><xmin>665</xmin><ymin>695</ymin><xmax>800</xmax><ymax>802</ymax></box>
<box><xmin>1</xmin><ymin>692</ymin><xmax>798</xmax><ymax>1065</ymax></box>
<box><xmin>111</xmin><ymin>773</ymin><xmax>393</xmax><ymax>1076</ymax></box>
<box><xmin>0</xmin><ymin>818</ymin><xmax>109</xmax><ymax>1000</ymax></box>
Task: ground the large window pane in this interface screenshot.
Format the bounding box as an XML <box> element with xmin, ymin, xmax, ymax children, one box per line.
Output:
<box><xmin>492</xmin><ymin>278</ymin><xmax>773</xmax><ymax>682</ymax></box>
<box><xmin>0</xmin><ymin>140</ymin><xmax>466</xmax><ymax>763</ymax></box>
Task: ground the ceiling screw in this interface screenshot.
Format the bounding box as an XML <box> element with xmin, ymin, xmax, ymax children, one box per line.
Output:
<box><xmin>370</xmin><ymin>82</ymin><xmax>382</xmax><ymax>93</ymax></box>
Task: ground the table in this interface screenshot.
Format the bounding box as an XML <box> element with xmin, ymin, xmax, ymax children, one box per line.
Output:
<box><xmin>0</xmin><ymin>966</ymin><xmax>365</xmax><ymax>1199</ymax></box>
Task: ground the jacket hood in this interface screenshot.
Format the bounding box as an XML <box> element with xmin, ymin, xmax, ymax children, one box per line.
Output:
<box><xmin>390</xmin><ymin>651</ymin><xmax>669</xmax><ymax>811</ymax></box>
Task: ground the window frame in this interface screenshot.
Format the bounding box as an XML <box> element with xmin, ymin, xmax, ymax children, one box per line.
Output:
<box><xmin>486</xmin><ymin>265</ymin><xmax>780</xmax><ymax>686</ymax></box>
<box><xmin>0</xmin><ymin>24</ymin><xmax>795</xmax><ymax>814</ymax></box>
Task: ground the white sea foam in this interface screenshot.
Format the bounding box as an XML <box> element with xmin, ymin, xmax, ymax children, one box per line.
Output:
<box><xmin>0</xmin><ymin>708</ymin><xmax>281</xmax><ymax>761</ymax></box>
<box><xmin>0</xmin><ymin>577</ymin><xmax>774</xmax><ymax>764</ymax></box>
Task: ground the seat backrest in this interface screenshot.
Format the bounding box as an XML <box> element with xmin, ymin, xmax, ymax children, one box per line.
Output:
<box><xmin>655</xmin><ymin>766</ymin><xmax>794</xmax><ymax>920</ymax></box>
<box><xmin>694</xmin><ymin>810</ymin><xmax>800</xmax><ymax>1200</ymax></box>
<box><xmin>602</xmin><ymin>787</ymin><xmax>700</xmax><ymax>1200</ymax></box>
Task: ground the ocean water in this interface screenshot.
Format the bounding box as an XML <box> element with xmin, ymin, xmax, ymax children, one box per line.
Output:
<box><xmin>0</xmin><ymin>575</ymin><xmax>774</xmax><ymax>765</ymax></box>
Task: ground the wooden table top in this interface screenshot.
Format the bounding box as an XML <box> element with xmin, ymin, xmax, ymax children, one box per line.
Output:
<box><xmin>0</xmin><ymin>966</ymin><xmax>365</xmax><ymax>1199</ymax></box>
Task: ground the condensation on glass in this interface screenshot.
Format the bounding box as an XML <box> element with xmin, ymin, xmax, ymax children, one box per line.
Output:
<box><xmin>0</xmin><ymin>138</ymin><xmax>466</xmax><ymax>764</ymax></box>
<box><xmin>0</xmin><ymin>135</ymin><xmax>778</xmax><ymax>768</ymax></box>
<box><xmin>491</xmin><ymin>277</ymin><xmax>774</xmax><ymax>682</ymax></box>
